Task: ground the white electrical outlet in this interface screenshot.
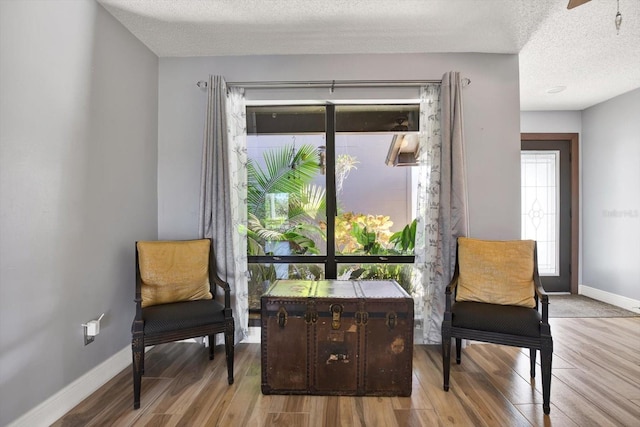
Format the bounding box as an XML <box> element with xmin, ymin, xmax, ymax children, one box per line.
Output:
<box><xmin>83</xmin><ymin>313</ymin><xmax>105</xmax><ymax>345</ymax></box>
<box><xmin>86</xmin><ymin>320</ymin><xmax>99</xmax><ymax>336</ymax></box>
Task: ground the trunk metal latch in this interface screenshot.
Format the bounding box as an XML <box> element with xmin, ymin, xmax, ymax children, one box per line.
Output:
<box><xmin>386</xmin><ymin>311</ymin><xmax>398</xmax><ymax>330</ymax></box>
<box><xmin>277</xmin><ymin>306</ymin><xmax>288</xmax><ymax>328</ymax></box>
<box><xmin>330</xmin><ymin>304</ymin><xmax>343</xmax><ymax>330</ymax></box>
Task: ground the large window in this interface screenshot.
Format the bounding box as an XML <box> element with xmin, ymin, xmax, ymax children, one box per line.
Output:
<box><xmin>247</xmin><ymin>104</ymin><xmax>420</xmax><ymax>313</ymax></box>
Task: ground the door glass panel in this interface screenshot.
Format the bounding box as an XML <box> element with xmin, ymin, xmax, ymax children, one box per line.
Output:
<box><xmin>521</xmin><ymin>151</ymin><xmax>559</xmax><ymax>275</ymax></box>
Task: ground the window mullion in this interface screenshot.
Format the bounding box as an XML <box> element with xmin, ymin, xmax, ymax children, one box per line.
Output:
<box><xmin>325</xmin><ymin>104</ymin><xmax>337</xmax><ymax>279</ymax></box>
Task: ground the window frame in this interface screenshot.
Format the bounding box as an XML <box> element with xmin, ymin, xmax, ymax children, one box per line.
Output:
<box><xmin>247</xmin><ymin>103</ymin><xmax>416</xmax><ymax>320</ymax></box>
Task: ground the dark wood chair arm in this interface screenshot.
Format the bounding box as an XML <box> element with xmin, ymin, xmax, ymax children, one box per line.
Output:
<box><xmin>445</xmin><ymin>270</ymin><xmax>459</xmax><ymax>312</ymax></box>
<box><xmin>134</xmin><ymin>245</ymin><xmax>143</xmax><ymax>322</ymax></box>
<box><xmin>534</xmin><ymin>275</ymin><xmax>548</xmax><ymax>302</ymax></box>
<box><xmin>211</xmin><ymin>273</ymin><xmax>232</xmax><ymax>310</ymax></box>
<box><xmin>206</xmin><ymin>238</ymin><xmax>232</xmax><ymax>311</ymax></box>
<box><xmin>533</xmin><ymin>271</ymin><xmax>549</xmax><ymax>324</ymax></box>
<box><xmin>446</xmin><ymin>275</ymin><xmax>459</xmax><ymax>295</ymax></box>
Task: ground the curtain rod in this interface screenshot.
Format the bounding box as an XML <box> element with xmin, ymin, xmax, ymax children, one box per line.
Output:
<box><xmin>195</xmin><ymin>78</ymin><xmax>471</xmax><ymax>90</ymax></box>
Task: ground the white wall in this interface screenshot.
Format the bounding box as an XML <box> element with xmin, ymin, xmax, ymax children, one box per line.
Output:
<box><xmin>158</xmin><ymin>53</ymin><xmax>522</xmax><ymax>241</ymax></box>
<box><xmin>582</xmin><ymin>89</ymin><xmax>640</xmax><ymax>301</ymax></box>
<box><xmin>0</xmin><ymin>1</ymin><xmax>159</xmax><ymax>425</ymax></box>
<box><xmin>520</xmin><ymin>111</ymin><xmax>582</xmax><ymax>134</ymax></box>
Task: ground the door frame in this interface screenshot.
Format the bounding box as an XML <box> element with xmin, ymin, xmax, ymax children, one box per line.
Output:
<box><xmin>521</xmin><ymin>133</ymin><xmax>579</xmax><ymax>294</ymax></box>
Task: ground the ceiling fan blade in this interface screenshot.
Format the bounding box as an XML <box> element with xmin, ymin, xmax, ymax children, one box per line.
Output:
<box><xmin>567</xmin><ymin>0</ymin><xmax>591</xmax><ymax>9</ymax></box>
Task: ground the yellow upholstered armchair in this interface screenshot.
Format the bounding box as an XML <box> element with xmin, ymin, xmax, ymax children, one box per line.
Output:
<box><xmin>131</xmin><ymin>239</ymin><xmax>234</xmax><ymax>409</ymax></box>
<box><xmin>441</xmin><ymin>237</ymin><xmax>553</xmax><ymax>414</ymax></box>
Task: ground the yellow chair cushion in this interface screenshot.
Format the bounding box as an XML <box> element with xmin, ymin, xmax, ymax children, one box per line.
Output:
<box><xmin>137</xmin><ymin>239</ymin><xmax>213</xmax><ymax>308</ymax></box>
<box><xmin>455</xmin><ymin>237</ymin><xmax>536</xmax><ymax>308</ymax></box>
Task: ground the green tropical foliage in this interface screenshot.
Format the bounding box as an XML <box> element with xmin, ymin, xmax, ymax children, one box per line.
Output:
<box><xmin>247</xmin><ymin>143</ymin><xmax>325</xmax><ymax>256</ymax></box>
<box><xmin>247</xmin><ymin>143</ymin><xmax>322</xmax><ymax>219</ymax></box>
<box><xmin>350</xmin><ymin>222</ymin><xmax>383</xmax><ymax>255</ymax></box>
<box><xmin>389</xmin><ymin>218</ymin><xmax>417</xmax><ymax>254</ymax></box>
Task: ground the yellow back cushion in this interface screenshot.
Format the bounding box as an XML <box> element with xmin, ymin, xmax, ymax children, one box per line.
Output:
<box><xmin>137</xmin><ymin>239</ymin><xmax>213</xmax><ymax>308</ymax></box>
<box><xmin>456</xmin><ymin>237</ymin><xmax>536</xmax><ymax>308</ymax></box>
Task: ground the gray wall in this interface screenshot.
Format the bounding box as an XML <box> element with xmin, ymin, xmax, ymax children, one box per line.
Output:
<box><xmin>582</xmin><ymin>89</ymin><xmax>640</xmax><ymax>300</ymax></box>
<box><xmin>0</xmin><ymin>1</ymin><xmax>159</xmax><ymax>424</ymax></box>
<box><xmin>158</xmin><ymin>53</ymin><xmax>522</xmax><ymax>241</ymax></box>
<box><xmin>522</xmin><ymin>91</ymin><xmax>640</xmax><ymax>302</ymax></box>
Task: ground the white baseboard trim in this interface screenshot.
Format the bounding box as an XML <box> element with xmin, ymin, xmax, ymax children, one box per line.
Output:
<box><xmin>579</xmin><ymin>285</ymin><xmax>640</xmax><ymax>314</ymax></box>
<box><xmin>7</xmin><ymin>346</ymin><xmax>131</xmax><ymax>427</ymax></box>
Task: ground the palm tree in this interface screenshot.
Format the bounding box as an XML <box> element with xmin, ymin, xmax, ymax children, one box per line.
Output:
<box><xmin>247</xmin><ymin>143</ymin><xmax>326</xmax><ymax>255</ymax></box>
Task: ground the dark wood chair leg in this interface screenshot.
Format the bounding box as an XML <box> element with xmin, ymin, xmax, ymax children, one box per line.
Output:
<box><xmin>225</xmin><ymin>320</ymin><xmax>235</xmax><ymax>385</ymax></box>
<box><xmin>541</xmin><ymin>336</ymin><xmax>553</xmax><ymax>415</ymax></box>
<box><xmin>530</xmin><ymin>348</ymin><xmax>537</xmax><ymax>378</ymax></box>
<box><xmin>455</xmin><ymin>338</ymin><xmax>462</xmax><ymax>364</ymax></box>
<box><xmin>442</xmin><ymin>331</ymin><xmax>451</xmax><ymax>391</ymax></box>
<box><xmin>208</xmin><ymin>335</ymin><xmax>215</xmax><ymax>360</ymax></box>
<box><xmin>140</xmin><ymin>345</ymin><xmax>145</xmax><ymax>375</ymax></box>
<box><xmin>132</xmin><ymin>336</ymin><xmax>144</xmax><ymax>409</ymax></box>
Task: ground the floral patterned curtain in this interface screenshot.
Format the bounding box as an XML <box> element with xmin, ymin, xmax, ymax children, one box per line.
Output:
<box><xmin>199</xmin><ymin>75</ymin><xmax>249</xmax><ymax>344</ymax></box>
<box><xmin>413</xmin><ymin>72</ymin><xmax>469</xmax><ymax>344</ymax></box>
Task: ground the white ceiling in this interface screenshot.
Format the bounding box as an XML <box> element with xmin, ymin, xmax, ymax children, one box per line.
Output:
<box><xmin>98</xmin><ymin>0</ymin><xmax>640</xmax><ymax>111</ymax></box>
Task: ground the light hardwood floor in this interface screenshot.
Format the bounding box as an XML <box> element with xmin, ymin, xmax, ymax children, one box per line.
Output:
<box><xmin>54</xmin><ymin>317</ymin><xmax>640</xmax><ymax>426</ymax></box>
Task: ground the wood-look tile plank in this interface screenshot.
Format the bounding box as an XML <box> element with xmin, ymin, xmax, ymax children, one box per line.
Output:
<box><xmin>172</xmin><ymin>366</ymin><xmax>233</xmax><ymax>426</ymax></box>
<box><xmin>452</xmin><ymin>370</ymin><xmax>532</xmax><ymax>427</ymax></box>
<box><xmin>50</xmin><ymin>370</ymin><xmax>133</xmax><ymax>427</ymax></box>
<box><xmin>142</xmin><ymin>343</ymin><xmax>204</xmax><ymax>378</ymax></box>
<box><xmin>52</xmin><ymin>318</ymin><xmax>640</xmax><ymax>427</ymax></box>
<box><xmin>171</xmin><ymin>343</ymin><xmax>252</xmax><ymax>426</ymax></box>
<box><xmin>516</xmin><ymin>345</ymin><xmax>576</xmax><ymax>370</ymax></box>
<box><xmin>394</xmin><ymin>408</ymin><xmax>443</xmax><ymax>427</ymax></box>
<box><xmin>268</xmin><ymin>394</ymin><xmax>311</xmax><ymax>414</ymax></box>
<box><xmin>555</xmin><ymin>346</ymin><xmax>640</xmax><ymax>399</ymax></box>
<box><xmin>465</xmin><ymin>344</ymin><xmax>543</xmax><ymax>405</ymax></box>
<box><xmin>52</xmin><ymin>369</ymin><xmax>170</xmax><ymax>427</ymax></box>
<box><xmin>144</xmin><ymin>344</ymin><xmax>217</xmax><ymax>414</ymax></box>
<box><xmin>391</xmin><ymin>371</ymin><xmax>434</xmax><ymax>410</ymax></box>
<box><xmin>553</xmin><ymin>367</ymin><xmax>640</xmax><ymax>425</ymax></box>
<box><xmin>244</xmin><ymin>386</ymin><xmax>275</xmax><ymax>427</ymax></box>
<box><xmin>360</xmin><ymin>396</ymin><xmax>399</xmax><ymax>427</ymax></box>
<box><xmin>130</xmin><ymin>413</ymin><xmax>181</xmax><ymax>427</ymax></box>
<box><xmin>307</xmin><ymin>395</ymin><xmax>331</xmax><ymax>427</ymax></box>
<box><xmin>308</xmin><ymin>395</ymin><xmax>369</xmax><ymax>427</ymax></box>
<box><xmin>414</xmin><ymin>346</ymin><xmax>486</xmax><ymax>426</ymax></box>
<box><xmin>336</xmin><ymin>396</ymin><xmax>363</xmax><ymax>427</ymax></box>
<box><xmin>515</xmin><ymin>403</ymin><xmax>579</xmax><ymax>427</ymax></box>
<box><xmin>545</xmin><ymin>375</ymin><xmax>623</xmax><ymax>427</ymax></box>
<box><xmin>440</xmin><ymin>343</ymin><xmax>542</xmax><ymax>426</ymax></box>
<box><xmin>552</xmin><ymin>318</ymin><xmax>640</xmax><ymax>365</ymax></box>
<box><xmin>265</xmin><ymin>412</ymin><xmax>309</xmax><ymax>427</ymax></box>
<box><xmin>218</xmin><ymin>368</ymin><xmax>263</xmax><ymax>426</ymax></box>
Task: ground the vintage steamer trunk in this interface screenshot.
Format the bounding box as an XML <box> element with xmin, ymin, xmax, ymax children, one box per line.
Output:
<box><xmin>261</xmin><ymin>280</ymin><xmax>414</xmax><ymax>396</ymax></box>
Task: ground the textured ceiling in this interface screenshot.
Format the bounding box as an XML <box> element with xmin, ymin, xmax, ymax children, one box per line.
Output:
<box><xmin>99</xmin><ymin>0</ymin><xmax>640</xmax><ymax>111</ymax></box>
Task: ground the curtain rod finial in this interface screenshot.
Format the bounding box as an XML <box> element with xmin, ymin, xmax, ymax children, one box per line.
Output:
<box><xmin>197</xmin><ymin>80</ymin><xmax>208</xmax><ymax>89</ymax></box>
<box><xmin>462</xmin><ymin>78</ymin><xmax>471</xmax><ymax>87</ymax></box>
